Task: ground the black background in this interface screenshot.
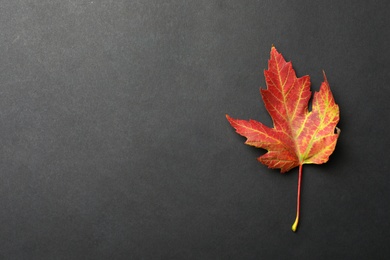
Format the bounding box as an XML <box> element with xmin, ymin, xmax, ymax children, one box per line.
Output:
<box><xmin>0</xmin><ymin>0</ymin><xmax>389</xmax><ymax>259</ymax></box>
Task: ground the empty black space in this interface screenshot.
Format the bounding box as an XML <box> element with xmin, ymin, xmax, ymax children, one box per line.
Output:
<box><xmin>0</xmin><ymin>0</ymin><xmax>389</xmax><ymax>259</ymax></box>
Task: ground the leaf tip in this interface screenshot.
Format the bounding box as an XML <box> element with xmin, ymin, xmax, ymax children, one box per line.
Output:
<box><xmin>292</xmin><ymin>216</ymin><xmax>299</xmax><ymax>232</ymax></box>
<box><xmin>322</xmin><ymin>70</ymin><xmax>328</xmax><ymax>82</ymax></box>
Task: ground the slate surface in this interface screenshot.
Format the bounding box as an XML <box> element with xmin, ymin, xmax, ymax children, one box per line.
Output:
<box><xmin>0</xmin><ymin>0</ymin><xmax>389</xmax><ymax>259</ymax></box>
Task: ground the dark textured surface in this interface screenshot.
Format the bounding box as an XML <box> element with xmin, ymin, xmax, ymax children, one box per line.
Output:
<box><xmin>0</xmin><ymin>0</ymin><xmax>389</xmax><ymax>259</ymax></box>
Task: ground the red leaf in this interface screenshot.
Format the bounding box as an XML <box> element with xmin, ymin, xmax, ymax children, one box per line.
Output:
<box><xmin>226</xmin><ymin>46</ymin><xmax>340</xmax><ymax>232</ymax></box>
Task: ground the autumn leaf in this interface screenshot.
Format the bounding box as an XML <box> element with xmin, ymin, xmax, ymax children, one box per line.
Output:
<box><xmin>226</xmin><ymin>46</ymin><xmax>340</xmax><ymax>232</ymax></box>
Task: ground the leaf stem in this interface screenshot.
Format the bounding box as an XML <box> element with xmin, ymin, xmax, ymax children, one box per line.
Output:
<box><xmin>292</xmin><ymin>164</ymin><xmax>303</xmax><ymax>232</ymax></box>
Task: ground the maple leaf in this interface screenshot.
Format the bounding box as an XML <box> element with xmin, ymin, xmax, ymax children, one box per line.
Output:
<box><xmin>226</xmin><ymin>46</ymin><xmax>340</xmax><ymax>232</ymax></box>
